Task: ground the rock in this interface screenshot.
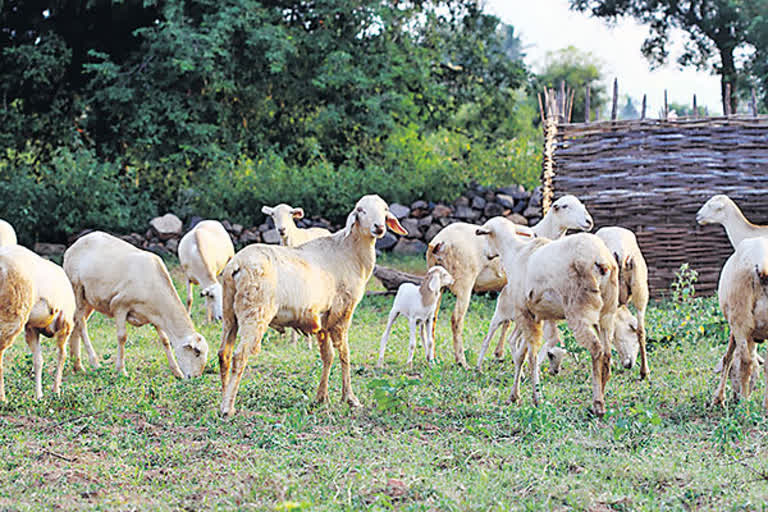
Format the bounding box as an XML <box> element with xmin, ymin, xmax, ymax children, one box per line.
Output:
<box><xmin>259</xmin><ymin>223</ymin><xmax>271</xmax><ymax>232</ymax></box>
<box><xmin>513</xmin><ymin>199</ymin><xmax>527</xmax><ymax>214</ymax></box>
<box><xmin>454</xmin><ymin>196</ymin><xmax>470</xmax><ymax>208</ymax></box>
<box><xmin>262</xmin><ymin>229</ymin><xmax>281</xmax><ymax>244</ymax></box>
<box><xmin>165</xmin><ymin>239</ymin><xmax>179</xmax><ymax>253</ymax></box>
<box><xmin>147</xmin><ymin>243</ymin><xmax>170</xmax><ymax>256</ymax></box>
<box><xmin>471</xmin><ymin>196</ymin><xmax>486</xmax><ymax>210</ymax></box>
<box><xmin>455</xmin><ymin>206</ymin><xmax>481</xmax><ymax>220</ymax></box>
<box><xmin>68</xmin><ymin>229</ymin><xmax>96</xmax><ymax>245</ymax></box>
<box><xmin>185</xmin><ymin>215</ymin><xmax>203</xmax><ymax>231</ymax></box>
<box><xmin>417</xmin><ymin>215</ymin><xmax>433</xmax><ymax>229</ymax></box>
<box><xmin>523</xmin><ymin>205</ymin><xmax>542</xmax><ymax>219</ymax></box>
<box><xmin>496</xmin><ymin>194</ymin><xmax>516</xmax><ymax>210</ymax></box>
<box><xmin>144</xmin><ymin>229</ymin><xmax>154</xmax><ymax>240</ymax></box>
<box><xmin>231</xmin><ymin>224</ymin><xmax>243</xmax><ymax>236</ymax></box>
<box><xmin>410</xmin><ymin>199</ymin><xmax>428</xmax><ymax>211</ymax></box>
<box><xmin>150</xmin><ymin>213</ymin><xmax>183</xmax><ymax>240</ymax></box>
<box><xmin>505</xmin><ymin>213</ymin><xmax>528</xmax><ymax>225</ymax></box>
<box><xmin>438</xmin><ymin>217</ymin><xmax>456</xmax><ymax>227</ymax></box>
<box><xmin>312</xmin><ymin>217</ymin><xmax>333</xmax><ymax>229</ymax></box>
<box><xmin>498</xmin><ymin>185</ymin><xmax>528</xmax><ymax>199</ymax></box>
<box><xmin>400</xmin><ymin>218</ymin><xmax>421</xmax><ymax>238</ymax></box>
<box><xmin>389</xmin><ymin>203</ymin><xmax>411</xmax><ymax>220</ymax></box>
<box><xmin>529</xmin><ymin>186</ymin><xmax>543</xmax><ymax>207</ymax></box>
<box><xmin>33</xmin><ymin>243</ymin><xmax>66</xmax><ymax>256</ymax></box>
<box><xmin>240</xmin><ymin>229</ymin><xmax>261</xmax><ymax>245</ymax></box>
<box><xmin>432</xmin><ymin>204</ymin><xmax>453</xmax><ymax>218</ymax></box>
<box><xmin>425</xmin><ymin>223</ymin><xmax>442</xmax><ymax>242</ymax></box>
<box><xmin>221</xmin><ymin>219</ymin><xmax>233</xmax><ymax>232</ymax></box>
<box><xmin>376</xmin><ymin>232</ymin><xmax>398</xmax><ymax>251</ymax></box>
<box><xmin>392</xmin><ymin>238</ymin><xmax>427</xmax><ymax>256</ymax></box>
<box><xmin>410</xmin><ymin>208</ymin><xmax>430</xmax><ymax>219</ymax></box>
<box><xmin>483</xmin><ymin>202</ymin><xmax>504</xmax><ymax>217</ymax></box>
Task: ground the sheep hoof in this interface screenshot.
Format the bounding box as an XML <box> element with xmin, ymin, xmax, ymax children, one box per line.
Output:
<box><xmin>345</xmin><ymin>395</ymin><xmax>362</xmax><ymax>408</ymax></box>
<box><xmin>590</xmin><ymin>402</ymin><xmax>606</xmax><ymax>418</ymax></box>
<box><xmin>219</xmin><ymin>406</ymin><xmax>236</xmax><ymax>418</ymax></box>
<box><xmin>507</xmin><ymin>393</ymin><xmax>520</xmax><ymax>405</ymax></box>
<box><xmin>639</xmin><ymin>368</ymin><xmax>650</xmax><ymax>380</ymax></box>
<box><xmin>494</xmin><ymin>351</ymin><xmax>504</xmax><ymax>360</ymax></box>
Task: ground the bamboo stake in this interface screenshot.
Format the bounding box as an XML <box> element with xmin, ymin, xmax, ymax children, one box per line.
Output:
<box><xmin>752</xmin><ymin>87</ymin><xmax>758</xmax><ymax>117</ymax></box>
<box><xmin>611</xmin><ymin>78</ymin><xmax>618</xmax><ymax>120</ymax></box>
<box><xmin>693</xmin><ymin>94</ymin><xmax>698</xmax><ymax>117</ymax></box>
<box><xmin>664</xmin><ymin>90</ymin><xmax>668</xmax><ymax>119</ymax></box>
<box><xmin>585</xmin><ymin>86</ymin><xmax>591</xmax><ymax>123</ymax></box>
<box><xmin>641</xmin><ymin>94</ymin><xmax>646</xmax><ymax>120</ymax></box>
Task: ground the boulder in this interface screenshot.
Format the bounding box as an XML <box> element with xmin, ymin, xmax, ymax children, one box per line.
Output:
<box><xmin>438</xmin><ymin>217</ymin><xmax>456</xmax><ymax>227</ymax></box>
<box><xmin>471</xmin><ymin>196</ymin><xmax>486</xmax><ymax>210</ymax></box>
<box><xmin>375</xmin><ymin>232</ymin><xmax>398</xmax><ymax>251</ymax></box>
<box><xmin>400</xmin><ymin>218</ymin><xmax>421</xmax><ymax>238</ymax></box>
<box><xmin>33</xmin><ymin>243</ymin><xmax>66</xmax><ymax>256</ymax></box>
<box><xmin>432</xmin><ymin>204</ymin><xmax>453</xmax><ymax>218</ymax></box>
<box><xmin>221</xmin><ymin>219</ymin><xmax>233</xmax><ymax>232</ymax></box>
<box><xmin>529</xmin><ymin>186</ymin><xmax>543</xmax><ymax>207</ymax></box>
<box><xmin>523</xmin><ymin>205</ymin><xmax>542</xmax><ymax>219</ymax></box>
<box><xmin>455</xmin><ymin>206</ymin><xmax>480</xmax><ymax>220</ymax></box>
<box><xmin>262</xmin><ymin>229</ymin><xmax>281</xmax><ymax>244</ymax></box>
<box><xmin>424</xmin><ymin>223</ymin><xmax>442</xmax><ymax>242</ymax></box>
<box><xmin>150</xmin><ymin>213</ymin><xmax>183</xmax><ymax>240</ymax></box>
<box><xmin>505</xmin><ymin>213</ymin><xmax>528</xmax><ymax>226</ymax></box>
<box><xmin>483</xmin><ymin>202</ymin><xmax>504</xmax><ymax>217</ymax></box>
<box><xmin>410</xmin><ymin>199</ymin><xmax>428</xmax><ymax>211</ymax></box>
<box><xmin>392</xmin><ymin>238</ymin><xmax>427</xmax><ymax>256</ymax></box>
<box><xmin>240</xmin><ymin>229</ymin><xmax>261</xmax><ymax>245</ymax></box>
<box><xmin>231</xmin><ymin>223</ymin><xmax>244</xmax><ymax>236</ymax></box>
<box><xmin>185</xmin><ymin>215</ymin><xmax>203</xmax><ymax>231</ymax></box>
<box><xmin>417</xmin><ymin>215</ymin><xmax>433</xmax><ymax>229</ymax></box>
<box><xmin>147</xmin><ymin>243</ymin><xmax>170</xmax><ymax>257</ymax></box>
<box><xmin>495</xmin><ymin>194</ymin><xmax>516</xmax><ymax>210</ymax></box>
<box><xmin>389</xmin><ymin>203</ymin><xmax>411</xmax><ymax>220</ymax></box>
<box><xmin>498</xmin><ymin>185</ymin><xmax>528</xmax><ymax>199</ymax></box>
<box><xmin>165</xmin><ymin>238</ymin><xmax>179</xmax><ymax>254</ymax></box>
<box><xmin>454</xmin><ymin>196</ymin><xmax>470</xmax><ymax>208</ymax></box>
<box><xmin>258</xmin><ymin>223</ymin><xmax>271</xmax><ymax>232</ymax></box>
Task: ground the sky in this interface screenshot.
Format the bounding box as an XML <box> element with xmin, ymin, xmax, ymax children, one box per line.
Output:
<box><xmin>485</xmin><ymin>0</ymin><xmax>724</xmax><ymax>117</ymax></box>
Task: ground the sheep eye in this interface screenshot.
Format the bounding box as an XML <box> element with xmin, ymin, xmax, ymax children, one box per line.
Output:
<box><xmin>561</xmin><ymin>204</ymin><xmax>568</xmax><ymax>209</ymax></box>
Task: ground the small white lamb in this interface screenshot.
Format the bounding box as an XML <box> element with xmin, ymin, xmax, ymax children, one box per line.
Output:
<box><xmin>376</xmin><ymin>266</ymin><xmax>454</xmax><ymax>368</ymax></box>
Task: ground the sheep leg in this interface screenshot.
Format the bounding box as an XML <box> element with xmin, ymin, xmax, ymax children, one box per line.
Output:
<box><xmin>509</xmin><ymin>319</ymin><xmax>537</xmax><ymax>404</ymax></box>
<box><xmin>114</xmin><ymin>310</ymin><xmax>129</xmax><ymax>377</ymax></box>
<box><xmin>477</xmin><ymin>313</ymin><xmax>507</xmax><ymax>371</ymax></box>
<box><xmin>430</xmin><ymin>292</ymin><xmax>442</xmax><ymax>361</ymax></box>
<box><xmin>330</xmin><ymin>325</ymin><xmax>361</xmax><ymax>407</ymax></box>
<box><xmin>493</xmin><ymin>320</ymin><xmax>512</xmax><ymax>360</ymax></box>
<box><xmin>570</xmin><ymin>319</ymin><xmax>607</xmax><ymax>417</ymax></box>
<box><xmin>423</xmin><ymin>318</ymin><xmax>433</xmax><ymax>364</ymax></box>
<box><xmin>598</xmin><ymin>313</ymin><xmax>614</xmax><ymax>395</ymax></box>
<box><xmin>315</xmin><ymin>330</ymin><xmax>334</xmax><ymax>404</ymax></box>
<box><xmin>450</xmin><ymin>288</ymin><xmax>471</xmax><ymax>369</ymax></box>
<box><xmin>156</xmin><ymin>328</ymin><xmax>184</xmax><ymax>379</ymax></box>
<box><xmin>0</xmin><ymin>347</ymin><xmax>6</xmax><ymax>403</ymax></box>
<box><xmin>24</xmin><ymin>327</ymin><xmax>43</xmax><ymax>400</ymax></box>
<box><xmin>763</xmin><ymin>346</ymin><xmax>768</xmax><ymax>412</ymax></box>
<box><xmin>185</xmin><ymin>280</ymin><xmax>194</xmax><ymax>314</ymax></box>
<box><xmin>205</xmin><ymin>300</ymin><xmax>213</xmax><ymax>324</ymax></box>
<box><xmin>53</xmin><ymin>329</ymin><xmax>68</xmax><ymax>396</ymax></box>
<box><xmin>713</xmin><ymin>333</ymin><xmax>738</xmax><ymax>407</ymax></box>
<box><xmin>406</xmin><ymin>318</ymin><xmax>418</xmax><ymax>369</ymax></box>
<box><xmin>70</xmin><ymin>287</ymin><xmax>99</xmax><ymax>371</ymax></box>
<box><xmin>376</xmin><ymin>310</ymin><xmax>399</xmax><ymax>368</ymax></box>
<box><xmin>218</xmin><ymin>313</ymin><xmax>239</xmax><ymax>393</ymax></box>
<box><xmin>739</xmin><ymin>338</ymin><xmax>756</xmax><ymax>401</ymax></box>
<box><xmin>220</xmin><ymin>319</ymin><xmax>268</xmax><ymax>417</ymax></box>
<box><xmin>0</xmin><ymin>324</ymin><xmax>24</xmax><ymax>402</ymax></box>
<box><xmin>290</xmin><ymin>330</ymin><xmax>298</xmax><ymax>345</ymax></box>
<box><xmin>636</xmin><ymin>306</ymin><xmax>649</xmax><ymax>379</ymax></box>
<box><xmin>528</xmin><ymin>330</ymin><xmax>543</xmax><ymax>406</ymax></box>
<box><xmin>537</xmin><ymin>321</ymin><xmax>563</xmax><ymax>375</ymax></box>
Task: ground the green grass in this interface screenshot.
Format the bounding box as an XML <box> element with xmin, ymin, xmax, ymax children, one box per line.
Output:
<box><xmin>1</xmin><ymin>258</ymin><xmax>767</xmax><ymax>511</ymax></box>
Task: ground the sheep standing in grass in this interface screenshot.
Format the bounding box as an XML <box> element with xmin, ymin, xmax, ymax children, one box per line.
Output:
<box><xmin>712</xmin><ymin>237</ymin><xmax>768</xmax><ymax>411</ymax></box>
<box><xmin>218</xmin><ymin>195</ymin><xmax>407</xmax><ymax>417</ymax></box>
<box><xmin>476</xmin><ymin>217</ymin><xmax>618</xmax><ymax>416</ymax></box>
<box><xmin>178</xmin><ymin>220</ymin><xmax>234</xmax><ymax>322</ymax></box>
<box><xmin>427</xmin><ymin>195</ymin><xmax>594</xmax><ymax>368</ymax></box>
<box><xmin>0</xmin><ymin>219</ymin><xmax>16</xmax><ymax>247</ymax></box>
<box><xmin>376</xmin><ymin>266</ymin><xmax>454</xmax><ymax>368</ymax></box>
<box><xmin>64</xmin><ymin>232</ymin><xmax>209</xmax><ymax>378</ymax></box>
<box><xmin>262</xmin><ymin>203</ymin><xmax>332</xmax><ymax>347</ymax></box>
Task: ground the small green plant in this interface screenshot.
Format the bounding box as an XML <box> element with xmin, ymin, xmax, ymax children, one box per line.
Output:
<box><xmin>367</xmin><ymin>375</ymin><xmax>420</xmax><ymax>413</ymax></box>
<box><xmin>671</xmin><ymin>263</ymin><xmax>698</xmax><ymax>303</ymax></box>
<box><xmin>608</xmin><ymin>405</ymin><xmax>662</xmax><ymax>449</ymax></box>
<box><xmin>713</xmin><ymin>412</ymin><xmax>744</xmax><ymax>454</ymax></box>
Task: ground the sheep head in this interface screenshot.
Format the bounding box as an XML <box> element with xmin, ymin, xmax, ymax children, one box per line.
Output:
<box><xmin>347</xmin><ymin>195</ymin><xmax>406</xmax><ymax>239</ymax></box>
<box><xmin>550</xmin><ymin>195</ymin><xmax>594</xmax><ymax>232</ymax></box>
<box><xmin>200</xmin><ymin>282</ymin><xmax>224</xmax><ymax>321</ymax></box>
<box><xmin>696</xmin><ymin>194</ymin><xmax>734</xmax><ymax>226</ymax></box>
<box><xmin>175</xmin><ymin>333</ymin><xmax>209</xmax><ymax>378</ymax></box>
<box><xmin>261</xmin><ymin>204</ymin><xmax>304</xmax><ymax>242</ymax></box>
<box><xmin>614</xmin><ymin>304</ymin><xmax>640</xmax><ymax>369</ymax></box>
<box><xmin>475</xmin><ymin>217</ymin><xmax>536</xmax><ymax>260</ymax></box>
<box><xmin>425</xmin><ymin>265</ymin><xmax>454</xmax><ymax>293</ymax></box>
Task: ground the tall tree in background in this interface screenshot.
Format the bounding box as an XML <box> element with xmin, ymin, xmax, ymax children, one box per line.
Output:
<box><xmin>569</xmin><ymin>0</ymin><xmax>758</xmax><ymax>114</ymax></box>
<box><xmin>746</xmin><ymin>3</ymin><xmax>768</xmax><ymax>111</ymax></box>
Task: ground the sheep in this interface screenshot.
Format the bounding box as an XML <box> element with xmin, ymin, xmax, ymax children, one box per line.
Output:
<box><xmin>427</xmin><ymin>194</ymin><xmax>594</xmax><ymax>368</ymax></box>
<box><xmin>0</xmin><ymin>245</ymin><xmax>75</xmax><ymax>400</ymax></box>
<box><xmin>376</xmin><ymin>265</ymin><xmax>454</xmax><ymax>368</ymax></box>
<box><xmin>178</xmin><ymin>220</ymin><xmax>234</xmax><ymax>323</ymax></box>
<box><xmin>696</xmin><ymin>194</ymin><xmax>768</xmax><ymax>248</ymax></box>
<box><xmin>218</xmin><ymin>194</ymin><xmax>407</xmax><ymax>417</ymax></box>
<box><xmin>262</xmin><ymin>203</ymin><xmax>332</xmax><ymax>347</ymax></box>
<box><xmin>712</xmin><ymin>237</ymin><xmax>768</xmax><ymax>411</ymax></box>
<box><xmin>0</xmin><ymin>250</ymin><xmax>36</xmax><ymax>402</ymax></box>
<box><xmin>0</xmin><ymin>219</ymin><xmax>17</xmax><ymax>247</ymax></box>
<box><xmin>261</xmin><ymin>204</ymin><xmax>332</xmax><ymax>247</ymax></box>
<box><xmin>476</xmin><ymin>217</ymin><xmax>618</xmax><ymax>416</ymax></box>
<box><xmin>595</xmin><ymin>226</ymin><xmax>650</xmax><ymax>378</ymax></box>
<box><xmin>63</xmin><ymin>232</ymin><xmax>209</xmax><ymax>378</ymax></box>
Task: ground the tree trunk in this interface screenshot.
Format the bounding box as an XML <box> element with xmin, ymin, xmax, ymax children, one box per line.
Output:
<box><xmin>720</xmin><ymin>46</ymin><xmax>737</xmax><ymax>115</ymax></box>
<box><xmin>372</xmin><ymin>265</ymin><xmax>423</xmax><ymax>292</ymax></box>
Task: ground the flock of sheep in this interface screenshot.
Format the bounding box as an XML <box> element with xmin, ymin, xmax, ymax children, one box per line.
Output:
<box><xmin>0</xmin><ymin>192</ymin><xmax>766</xmax><ymax>418</ymax></box>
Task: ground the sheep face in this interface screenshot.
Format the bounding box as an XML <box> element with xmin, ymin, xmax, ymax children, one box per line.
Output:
<box><xmin>200</xmin><ymin>283</ymin><xmax>223</xmax><ymax>321</ymax></box>
<box><xmin>174</xmin><ymin>333</ymin><xmax>209</xmax><ymax>378</ymax></box>
<box><xmin>547</xmin><ymin>347</ymin><xmax>568</xmax><ymax>375</ymax></box>
<box><xmin>696</xmin><ymin>194</ymin><xmax>731</xmax><ymax>226</ymax></box>
<box><xmin>426</xmin><ymin>265</ymin><xmax>454</xmax><ymax>292</ymax></box>
<box><xmin>348</xmin><ymin>195</ymin><xmax>406</xmax><ymax>238</ymax></box>
<box><xmin>261</xmin><ymin>204</ymin><xmax>304</xmax><ymax>242</ymax></box>
<box><xmin>475</xmin><ymin>217</ymin><xmax>536</xmax><ymax>259</ymax></box>
<box><xmin>551</xmin><ymin>195</ymin><xmax>594</xmax><ymax>232</ymax></box>
<box><xmin>614</xmin><ymin>305</ymin><xmax>639</xmax><ymax>369</ymax></box>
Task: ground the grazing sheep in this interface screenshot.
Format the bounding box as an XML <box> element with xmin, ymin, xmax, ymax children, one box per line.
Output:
<box><xmin>712</xmin><ymin>237</ymin><xmax>768</xmax><ymax>410</ymax></box>
<box><xmin>696</xmin><ymin>194</ymin><xmax>768</xmax><ymax>247</ymax></box>
<box><xmin>64</xmin><ymin>232</ymin><xmax>209</xmax><ymax>378</ymax></box>
<box><xmin>0</xmin><ymin>251</ymin><xmax>36</xmax><ymax>402</ymax></box>
<box><xmin>178</xmin><ymin>220</ymin><xmax>234</xmax><ymax>322</ymax></box>
<box><xmin>476</xmin><ymin>217</ymin><xmax>618</xmax><ymax>416</ymax></box>
<box><xmin>376</xmin><ymin>265</ymin><xmax>454</xmax><ymax>368</ymax></box>
<box><xmin>427</xmin><ymin>195</ymin><xmax>594</xmax><ymax>368</ymax></box>
<box><xmin>595</xmin><ymin>226</ymin><xmax>650</xmax><ymax>378</ymax></box>
<box><xmin>261</xmin><ymin>204</ymin><xmax>332</xmax><ymax>247</ymax></box>
<box><xmin>0</xmin><ymin>219</ymin><xmax>16</xmax><ymax>247</ymax></box>
<box><xmin>218</xmin><ymin>195</ymin><xmax>407</xmax><ymax>417</ymax></box>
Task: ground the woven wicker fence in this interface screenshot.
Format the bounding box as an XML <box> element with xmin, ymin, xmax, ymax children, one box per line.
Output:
<box><xmin>542</xmin><ymin>115</ymin><xmax>768</xmax><ymax>297</ymax></box>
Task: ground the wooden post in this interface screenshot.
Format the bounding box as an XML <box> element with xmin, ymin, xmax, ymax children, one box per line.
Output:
<box><xmin>641</xmin><ymin>94</ymin><xmax>646</xmax><ymax>119</ymax></box>
<box><xmin>752</xmin><ymin>87</ymin><xmax>758</xmax><ymax>117</ymax></box>
<box><xmin>585</xmin><ymin>86</ymin><xmax>591</xmax><ymax>122</ymax></box>
<box><xmin>664</xmin><ymin>90</ymin><xmax>668</xmax><ymax>119</ymax></box>
<box><xmin>537</xmin><ymin>92</ymin><xmax>545</xmax><ymax>124</ymax></box>
<box><xmin>693</xmin><ymin>94</ymin><xmax>698</xmax><ymax>117</ymax></box>
<box><xmin>567</xmin><ymin>89</ymin><xmax>575</xmax><ymax>123</ymax></box>
<box><xmin>559</xmin><ymin>81</ymin><xmax>566</xmax><ymax>122</ymax></box>
<box><xmin>595</xmin><ymin>105</ymin><xmax>600</xmax><ymax>121</ymax></box>
<box><xmin>611</xmin><ymin>78</ymin><xmax>618</xmax><ymax>120</ymax></box>
<box><xmin>725</xmin><ymin>83</ymin><xmax>732</xmax><ymax>115</ymax></box>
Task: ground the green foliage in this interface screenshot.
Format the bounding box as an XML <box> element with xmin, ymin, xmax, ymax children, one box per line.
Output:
<box><xmin>608</xmin><ymin>405</ymin><xmax>662</xmax><ymax>449</ymax></box>
<box><xmin>367</xmin><ymin>375</ymin><xmax>421</xmax><ymax>412</ymax></box>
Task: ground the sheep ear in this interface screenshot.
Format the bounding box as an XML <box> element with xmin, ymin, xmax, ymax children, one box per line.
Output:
<box><xmin>476</xmin><ymin>228</ymin><xmax>490</xmax><ymax>236</ymax></box>
<box><xmin>386</xmin><ymin>213</ymin><xmax>407</xmax><ymax>235</ymax></box>
<box><xmin>515</xmin><ymin>226</ymin><xmax>534</xmax><ymax>238</ymax></box>
<box><xmin>613</xmin><ymin>252</ymin><xmax>621</xmax><ymax>266</ymax></box>
<box><xmin>625</xmin><ymin>255</ymin><xmax>634</xmax><ymax>270</ymax></box>
<box><xmin>428</xmin><ymin>273</ymin><xmax>440</xmax><ymax>293</ymax></box>
<box><xmin>345</xmin><ymin>211</ymin><xmax>358</xmax><ymax>230</ymax></box>
<box><xmin>431</xmin><ymin>241</ymin><xmax>445</xmax><ymax>254</ymax></box>
<box><xmin>291</xmin><ymin>208</ymin><xmax>305</xmax><ymax>220</ymax></box>
<box><xmin>261</xmin><ymin>206</ymin><xmax>273</xmax><ymax>215</ymax></box>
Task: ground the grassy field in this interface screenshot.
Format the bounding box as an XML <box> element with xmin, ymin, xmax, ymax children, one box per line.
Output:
<box><xmin>1</xmin><ymin>257</ymin><xmax>767</xmax><ymax>511</ymax></box>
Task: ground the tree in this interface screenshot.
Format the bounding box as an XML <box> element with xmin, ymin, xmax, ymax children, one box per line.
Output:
<box><xmin>619</xmin><ymin>95</ymin><xmax>639</xmax><ymax>119</ymax></box>
<box><xmin>534</xmin><ymin>46</ymin><xmax>607</xmax><ymax>122</ymax></box>
<box><xmin>570</xmin><ymin>0</ymin><xmax>759</xmax><ymax>114</ymax></box>
<box><xmin>745</xmin><ymin>4</ymin><xmax>768</xmax><ymax>111</ymax></box>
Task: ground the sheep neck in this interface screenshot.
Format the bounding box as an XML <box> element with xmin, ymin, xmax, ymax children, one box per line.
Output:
<box><xmin>340</xmin><ymin>226</ymin><xmax>377</xmax><ymax>282</ymax></box>
<box><xmin>532</xmin><ymin>212</ymin><xmax>567</xmax><ymax>240</ymax></box>
<box><xmin>722</xmin><ymin>204</ymin><xmax>768</xmax><ymax>247</ymax></box>
<box><xmin>418</xmin><ymin>277</ymin><xmax>438</xmax><ymax>308</ymax></box>
<box><xmin>144</xmin><ymin>281</ymin><xmax>196</xmax><ymax>345</ymax></box>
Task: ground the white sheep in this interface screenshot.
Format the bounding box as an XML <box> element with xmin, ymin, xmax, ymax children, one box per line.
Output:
<box><xmin>427</xmin><ymin>195</ymin><xmax>594</xmax><ymax>368</ymax></box>
<box><xmin>376</xmin><ymin>265</ymin><xmax>454</xmax><ymax>368</ymax></box>
<box><xmin>0</xmin><ymin>219</ymin><xmax>17</xmax><ymax>247</ymax></box>
<box><xmin>712</xmin><ymin>237</ymin><xmax>768</xmax><ymax>411</ymax></box>
<box><xmin>476</xmin><ymin>217</ymin><xmax>618</xmax><ymax>416</ymax></box>
<box><xmin>261</xmin><ymin>203</ymin><xmax>332</xmax><ymax>247</ymax></box>
<box><xmin>178</xmin><ymin>220</ymin><xmax>234</xmax><ymax>322</ymax></box>
<box><xmin>64</xmin><ymin>232</ymin><xmax>209</xmax><ymax>378</ymax></box>
<box><xmin>595</xmin><ymin>226</ymin><xmax>650</xmax><ymax>377</ymax></box>
<box><xmin>0</xmin><ymin>245</ymin><xmax>75</xmax><ymax>400</ymax></box>
<box><xmin>218</xmin><ymin>195</ymin><xmax>407</xmax><ymax>416</ymax></box>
